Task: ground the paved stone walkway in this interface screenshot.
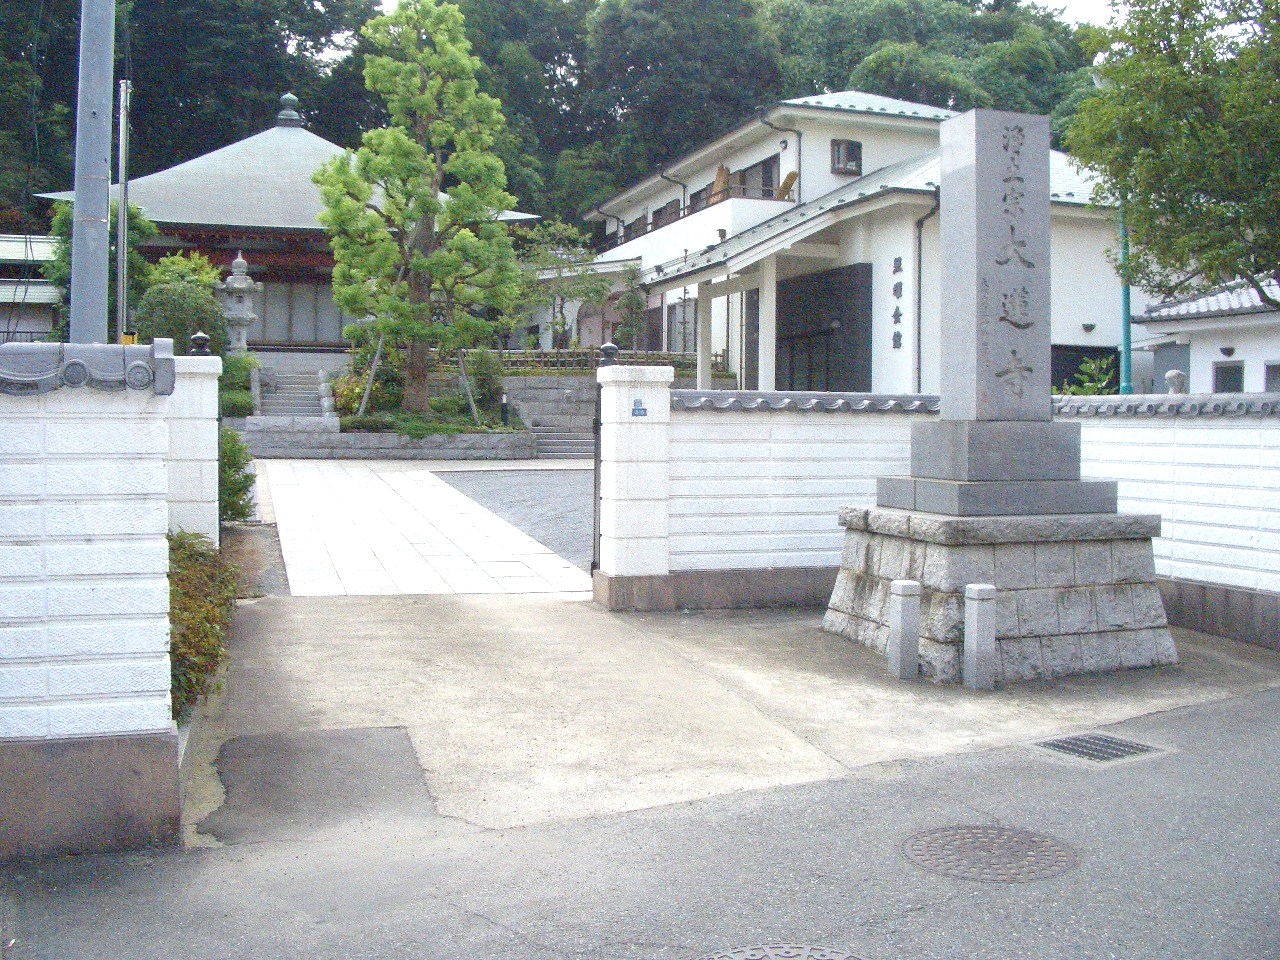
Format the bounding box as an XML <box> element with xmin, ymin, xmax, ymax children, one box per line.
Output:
<box><xmin>256</xmin><ymin>459</ymin><xmax>592</xmax><ymax>597</ymax></box>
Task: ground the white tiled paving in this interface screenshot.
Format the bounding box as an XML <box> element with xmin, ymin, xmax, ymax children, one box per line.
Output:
<box><xmin>257</xmin><ymin>459</ymin><xmax>593</xmax><ymax>597</ymax></box>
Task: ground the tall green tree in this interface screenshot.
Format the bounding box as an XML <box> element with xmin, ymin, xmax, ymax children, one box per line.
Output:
<box><xmin>0</xmin><ymin>0</ymin><xmax>77</xmax><ymax>231</ymax></box>
<box><xmin>313</xmin><ymin>0</ymin><xmax>521</xmax><ymax>420</ymax></box>
<box><xmin>764</xmin><ymin>0</ymin><xmax>1085</xmax><ymax>123</ymax></box>
<box><xmin>1067</xmin><ymin>0</ymin><xmax>1279</xmax><ymax>307</ymax></box>
<box><xmin>585</xmin><ymin>0</ymin><xmax>784</xmax><ymax>177</ymax></box>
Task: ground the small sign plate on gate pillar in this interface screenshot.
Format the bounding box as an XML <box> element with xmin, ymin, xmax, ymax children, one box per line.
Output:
<box><xmin>631</xmin><ymin>398</ymin><xmax>648</xmax><ymax>417</ymax></box>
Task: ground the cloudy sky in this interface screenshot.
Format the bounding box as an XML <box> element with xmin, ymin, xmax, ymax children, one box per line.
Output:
<box><xmin>1050</xmin><ymin>0</ymin><xmax>1118</xmax><ymax>25</ymax></box>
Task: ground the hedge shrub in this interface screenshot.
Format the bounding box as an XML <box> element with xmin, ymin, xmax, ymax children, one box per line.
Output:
<box><xmin>219</xmin><ymin>427</ymin><xmax>255</xmax><ymax>522</ymax></box>
<box><xmin>168</xmin><ymin>532</ymin><xmax>236</xmax><ymax>722</ymax></box>
<box><xmin>133</xmin><ymin>281</ymin><xmax>229</xmax><ymax>355</ymax></box>
<box><xmin>220</xmin><ymin>353</ymin><xmax>258</xmax><ymax>392</ymax></box>
<box><xmin>219</xmin><ymin>390</ymin><xmax>254</xmax><ymax>418</ymax></box>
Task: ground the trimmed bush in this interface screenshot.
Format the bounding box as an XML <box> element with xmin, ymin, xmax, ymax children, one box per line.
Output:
<box><xmin>133</xmin><ymin>281</ymin><xmax>229</xmax><ymax>355</ymax></box>
<box><xmin>340</xmin><ymin>413</ymin><xmax>398</xmax><ymax>432</ymax></box>
<box><xmin>219</xmin><ymin>427</ymin><xmax>255</xmax><ymax>522</ymax></box>
<box><xmin>168</xmin><ymin>532</ymin><xmax>236</xmax><ymax>722</ymax></box>
<box><xmin>465</xmin><ymin>348</ymin><xmax>504</xmax><ymax>405</ymax></box>
<box><xmin>220</xmin><ymin>389</ymin><xmax>254</xmax><ymax>418</ymax></box>
<box><xmin>220</xmin><ymin>353</ymin><xmax>259</xmax><ymax>392</ymax></box>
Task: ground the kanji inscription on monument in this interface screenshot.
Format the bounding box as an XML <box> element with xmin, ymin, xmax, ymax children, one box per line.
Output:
<box><xmin>939</xmin><ymin>110</ymin><xmax>1051</xmax><ymax>422</ymax></box>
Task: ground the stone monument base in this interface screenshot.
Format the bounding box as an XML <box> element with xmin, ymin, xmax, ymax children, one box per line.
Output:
<box><xmin>823</xmin><ymin>507</ymin><xmax>1178</xmax><ymax>684</ymax></box>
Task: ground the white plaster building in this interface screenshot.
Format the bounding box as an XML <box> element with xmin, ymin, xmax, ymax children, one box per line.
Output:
<box><xmin>0</xmin><ymin>235</ymin><xmax>59</xmax><ymax>343</ymax></box>
<box><xmin>1138</xmin><ymin>278</ymin><xmax>1280</xmax><ymax>393</ymax></box>
<box><xmin>582</xmin><ymin>90</ymin><xmax>1155</xmax><ymax>393</ymax></box>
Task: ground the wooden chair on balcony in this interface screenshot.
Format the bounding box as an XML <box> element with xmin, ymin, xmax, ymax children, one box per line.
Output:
<box><xmin>775</xmin><ymin>171</ymin><xmax>799</xmax><ymax>202</ymax></box>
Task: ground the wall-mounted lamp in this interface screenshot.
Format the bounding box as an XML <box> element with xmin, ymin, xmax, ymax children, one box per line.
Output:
<box><xmin>779</xmin><ymin>139</ymin><xmax>788</xmax><ymax>151</ymax></box>
<box><xmin>1082</xmin><ymin>323</ymin><xmax>1096</xmax><ymax>333</ymax></box>
<box><xmin>1220</xmin><ymin>347</ymin><xmax>1236</xmax><ymax>358</ymax></box>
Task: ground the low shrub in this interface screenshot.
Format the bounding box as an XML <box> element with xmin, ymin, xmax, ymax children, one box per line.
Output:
<box><xmin>220</xmin><ymin>353</ymin><xmax>259</xmax><ymax>392</ymax></box>
<box><xmin>133</xmin><ymin>281</ymin><xmax>230</xmax><ymax>355</ymax></box>
<box><xmin>219</xmin><ymin>427</ymin><xmax>255</xmax><ymax>522</ymax></box>
<box><xmin>219</xmin><ymin>389</ymin><xmax>254</xmax><ymax>418</ymax></box>
<box><xmin>465</xmin><ymin>348</ymin><xmax>504</xmax><ymax>405</ymax></box>
<box><xmin>428</xmin><ymin>391</ymin><xmax>471</xmax><ymax>417</ymax></box>
<box><xmin>340</xmin><ymin>413</ymin><xmax>398</xmax><ymax>432</ymax></box>
<box><xmin>332</xmin><ymin>369</ymin><xmax>402</xmax><ymax>415</ymax></box>
<box><xmin>168</xmin><ymin>532</ymin><xmax>237</xmax><ymax>722</ymax></box>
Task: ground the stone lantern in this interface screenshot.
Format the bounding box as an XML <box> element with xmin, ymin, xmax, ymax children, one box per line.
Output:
<box><xmin>217</xmin><ymin>251</ymin><xmax>262</xmax><ymax>354</ymax></box>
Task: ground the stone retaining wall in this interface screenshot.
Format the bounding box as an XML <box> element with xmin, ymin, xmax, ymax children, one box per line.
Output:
<box><xmin>243</xmin><ymin>415</ymin><xmax>535</xmax><ymax>460</ymax></box>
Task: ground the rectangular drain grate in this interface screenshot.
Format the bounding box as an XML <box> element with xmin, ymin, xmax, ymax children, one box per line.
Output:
<box><xmin>1038</xmin><ymin>733</ymin><xmax>1158</xmax><ymax>762</ymax></box>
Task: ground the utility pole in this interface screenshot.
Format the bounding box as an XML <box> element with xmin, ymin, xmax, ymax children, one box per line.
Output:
<box><xmin>68</xmin><ymin>0</ymin><xmax>115</xmax><ymax>344</ymax></box>
<box><xmin>116</xmin><ymin>78</ymin><xmax>131</xmax><ymax>344</ymax></box>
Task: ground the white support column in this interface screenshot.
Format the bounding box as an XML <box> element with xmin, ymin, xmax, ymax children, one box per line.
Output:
<box><xmin>696</xmin><ymin>284</ymin><xmax>714</xmax><ymax>389</ymax></box>
<box><xmin>167</xmin><ymin>356</ymin><xmax>223</xmax><ymax>544</ymax></box>
<box><xmin>758</xmin><ymin>255</ymin><xmax>777</xmax><ymax>391</ymax></box>
<box><xmin>597</xmin><ymin>365</ymin><xmax>674</xmax><ymax>578</ymax></box>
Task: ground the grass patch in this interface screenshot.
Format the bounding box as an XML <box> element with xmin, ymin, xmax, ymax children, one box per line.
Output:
<box><xmin>169</xmin><ymin>533</ymin><xmax>237</xmax><ymax>723</ymax></box>
<box><xmin>340</xmin><ymin>396</ymin><xmax>524</xmax><ymax>438</ymax></box>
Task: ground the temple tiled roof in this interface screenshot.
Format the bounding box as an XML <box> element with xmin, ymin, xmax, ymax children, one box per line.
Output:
<box><xmin>41</xmin><ymin>94</ymin><xmax>536</xmax><ymax>233</ymax></box>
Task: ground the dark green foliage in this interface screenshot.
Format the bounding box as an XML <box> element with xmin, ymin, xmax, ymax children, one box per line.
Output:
<box><xmin>133</xmin><ymin>282</ymin><xmax>230</xmax><ymax>356</ymax></box>
<box><xmin>0</xmin><ymin>0</ymin><xmax>77</xmax><ymax>232</ymax></box>
<box><xmin>218</xmin><ymin>427</ymin><xmax>256</xmax><ymax>522</ymax></box>
<box><xmin>220</xmin><ymin>354</ymin><xmax>260</xmax><ymax>392</ymax></box>
<box><xmin>168</xmin><ymin>532</ymin><xmax>237</xmax><ymax>722</ymax></box>
<box><xmin>585</xmin><ymin>0</ymin><xmax>784</xmax><ymax>177</ymax></box>
<box><xmin>219</xmin><ymin>390</ymin><xmax>255</xmax><ymax>418</ymax></box>
<box><xmin>127</xmin><ymin>0</ymin><xmax>380</xmax><ymax>179</ymax></box>
<box><xmin>766</xmin><ymin>0</ymin><xmax>1087</xmax><ymax>129</ymax></box>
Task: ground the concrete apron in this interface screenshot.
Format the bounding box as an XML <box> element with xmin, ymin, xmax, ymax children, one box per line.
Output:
<box><xmin>185</xmin><ymin>593</ymin><xmax>1280</xmax><ymax>836</ymax></box>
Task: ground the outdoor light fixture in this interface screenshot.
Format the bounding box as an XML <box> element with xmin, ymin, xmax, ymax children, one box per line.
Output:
<box><xmin>1221</xmin><ymin>347</ymin><xmax>1236</xmax><ymax>357</ymax></box>
<box><xmin>1083</xmin><ymin>323</ymin><xmax>1096</xmax><ymax>333</ymax></box>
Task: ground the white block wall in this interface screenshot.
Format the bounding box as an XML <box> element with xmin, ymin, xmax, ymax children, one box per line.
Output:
<box><xmin>1074</xmin><ymin>417</ymin><xmax>1280</xmax><ymax>593</ymax></box>
<box><xmin>601</xmin><ymin>372</ymin><xmax>1280</xmax><ymax>599</ymax></box>
<box><xmin>668</xmin><ymin>410</ymin><xmax>920</xmax><ymax>570</ymax></box>
<box><xmin>168</xmin><ymin>356</ymin><xmax>223</xmax><ymax>544</ymax></box>
<box><xmin>0</xmin><ymin>388</ymin><xmax>174</xmax><ymax>741</ymax></box>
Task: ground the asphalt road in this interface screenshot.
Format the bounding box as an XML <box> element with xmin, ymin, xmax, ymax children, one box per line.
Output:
<box><xmin>7</xmin><ymin>587</ymin><xmax>1280</xmax><ymax>960</ymax></box>
<box><xmin>438</xmin><ymin>467</ymin><xmax>594</xmax><ymax>570</ymax></box>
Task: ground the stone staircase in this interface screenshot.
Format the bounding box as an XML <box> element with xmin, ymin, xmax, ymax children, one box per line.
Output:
<box><xmin>260</xmin><ymin>372</ymin><xmax>325</xmax><ymax>418</ymax></box>
<box><xmin>504</xmin><ymin>375</ymin><xmax>595</xmax><ymax>460</ymax></box>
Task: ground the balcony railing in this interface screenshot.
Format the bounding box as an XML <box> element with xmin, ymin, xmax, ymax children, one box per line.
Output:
<box><xmin>602</xmin><ymin>184</ymin><xmax>792</xmax><ymax>252</ymax></box>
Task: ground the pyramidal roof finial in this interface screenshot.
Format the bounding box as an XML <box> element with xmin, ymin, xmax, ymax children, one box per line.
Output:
<box><xmin>277</xmin><ymin>92</ymin><xmax>302</xmax><ymax>128</ymax></box>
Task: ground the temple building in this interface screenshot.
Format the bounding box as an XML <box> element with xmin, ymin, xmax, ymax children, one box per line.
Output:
<box><xmin>43</xmin><ymin>94</ymin><xmax>534</xmax><ymax>356</ymax></box>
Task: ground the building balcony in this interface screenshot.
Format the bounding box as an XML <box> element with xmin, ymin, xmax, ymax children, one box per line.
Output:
<box><xmin>598</xmin><ymin>189</ymin><xmax>793</xmax><ymax>265</ymax></box>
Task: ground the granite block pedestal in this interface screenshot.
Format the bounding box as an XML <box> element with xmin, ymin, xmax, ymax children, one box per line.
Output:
<box><xmin>823</xmin><ymin>507</ymin><xmax>1177</xmax><ymax>683</ymax></box>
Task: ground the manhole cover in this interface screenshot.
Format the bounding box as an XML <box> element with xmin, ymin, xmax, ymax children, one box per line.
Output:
<box><xmin>693</xmin><ymin>949</ymin><xmax>862</xmax><ymax>960</ymax></box>
<box><xmin>902</xmin><ymin>825</ymin><xmax>1077</xmax><ymax>882</ymax></box>
<box><xmin>1038</xmin><ymin>733</ymin><xmax>1157</xmax><ymax>762</ymax></box>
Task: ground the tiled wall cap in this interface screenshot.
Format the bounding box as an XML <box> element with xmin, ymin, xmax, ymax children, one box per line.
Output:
<box><xmin>674</xmin><ymin>390</ymin><xmax>940</xmax><ymax>413</ymax></box>
<box><xmin>1055</xmin><ymin>392</ymin><xmax>1280</xmax><ymax>418</ymax></box>
<box><xmin>0</xmin><ymin>339</ymin><xmax>176</xmax><ymax>397</ymax></box>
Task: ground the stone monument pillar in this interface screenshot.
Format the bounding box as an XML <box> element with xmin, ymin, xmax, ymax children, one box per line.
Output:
<box><xmin>216</xmin><ymin>251</ymin><xmax>262</xmax><ymax>355</ymax></box>
<box><xmin>824</xmin><ymin>110</ymin><xmax>1176</xmax><ymax>683</ymax></box>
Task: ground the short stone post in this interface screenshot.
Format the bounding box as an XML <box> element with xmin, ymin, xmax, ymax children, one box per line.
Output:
<box><xmin>963</xmin><ymin>583</ymin><xmax>998</xmax><ymax>690</ymax></box>
<box><xmin>886</xmin><ymin>579</ymin><xmax>921</xmax><ymax>679</ymax></box>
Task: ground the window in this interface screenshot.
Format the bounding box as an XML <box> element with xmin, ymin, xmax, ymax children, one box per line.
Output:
<box><xmin>1265</xmin><ymin>363</ymin><xmax>1280</xmax><ymax>393</ymax></box>
<box><xmin>831</xmin><ymin>139</ymin><xmax>863</xmax><ymax>176</ymax></box>
<box><xmin>1213</xmin><ymin>361</ymin><xmax>1244</xmax><ymax>393</ymax></box>
<box><xmin>651</xmin><ymin>198</ymin><xmax>680</xmax><ymax>229</ymax></box>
